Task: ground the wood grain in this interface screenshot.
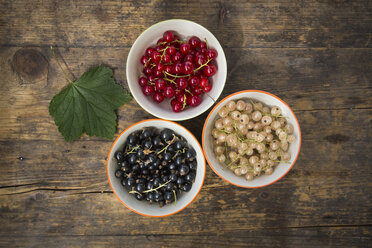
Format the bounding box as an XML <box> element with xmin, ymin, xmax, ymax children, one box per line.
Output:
<box><xmin>0</xmin><ymin>0</ymin><xmax>371</xmax><ymax>247</ymax></box>
<box><xmin>0</xmin><ymin>0</ymin><xmax>371</xmax><ymax>48</ymax></box>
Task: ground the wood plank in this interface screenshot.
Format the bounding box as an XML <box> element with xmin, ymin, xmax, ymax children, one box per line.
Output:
<box><xmin>0</xmin><ymin>181</ymin><xmax>371</xmax><ymax>236</ymax></box>
<box><xmin>0</xmin><ymin>46</ymin><xmax>371</xmax><ymax>141</ymax></box>
<box><xmin>0</xmin><ymin>108</ymin><xmax>370</xmax><ymax>236</ymax></box>
<box><xmin>0</xmin><ymin>107</ymin><xmax>370</xmax><ymax>188</ymax></box>
<box><xmin>0</xmin><ymin>227</ymin><xmax>371</xmax><ymax>248</ymax></box>
<box><xmin>0</xmin><ymin>0</ymin><xmax>371</xmax><ymax>48</ymax></box>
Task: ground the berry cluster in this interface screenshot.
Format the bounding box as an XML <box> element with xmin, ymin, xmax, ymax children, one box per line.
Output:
<box><xmin>114</xmin><ymin>127</ymin><xmax>197</xmax><ymax>206</ymax></box>
<box><xmin>211</xmin><ymin>99</ymin><xmax>296</xmax><ymax>181</ymax></box>
<box><xmin>138</xmin><ymin>31</ymin><xmax>218</xmax><ymax>112</ymax></box>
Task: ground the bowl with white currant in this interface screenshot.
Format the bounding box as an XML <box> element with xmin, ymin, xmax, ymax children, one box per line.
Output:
<box><xmin>202</xmin><ymin>90</ymin><xmax>301</xmax><ymax>188</ymax></box>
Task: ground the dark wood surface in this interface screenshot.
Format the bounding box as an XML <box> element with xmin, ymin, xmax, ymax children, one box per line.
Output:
<box><xmin>0</xmin><ymin>0</ymin><xmax>371</xmax><ymax>247</ymax></box>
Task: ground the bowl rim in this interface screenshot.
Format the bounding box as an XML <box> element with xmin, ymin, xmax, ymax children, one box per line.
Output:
<box><xmin>126</xmin><ymin>19</ymin><xmax>227</xmax><ymax>121</ymax></box>
<box><xmin>107</xmin><ymin>118</ymin><xmax>206</xmax><ymax>217</ymax></box>
<box><xmin>202</xmin><ymin>90</ymin><xmax>302</xmax><ymax>188</ymax></box>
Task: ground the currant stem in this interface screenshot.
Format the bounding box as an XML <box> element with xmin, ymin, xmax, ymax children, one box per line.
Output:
<box><xmin>164</xmin><ymin>77</ymin><xmax>176</xmax><ymax>85</ymax></box>
<box><xmin>193</xmin><ymin>58</ymin><xmax>212</xmax><ymax>72</ymax></box>
<box><xmin>182</xmin><ymin>94</ymin><xmax>187</xmax><ymax>110</ymax></box>
<box><xmin>156</xmin><ymin>135</ymin><xmax>176</xmax><ymax>154</ymax></box>
<box><xmin>172</xmin><ymin>189</ymin><xmax>177</xmax><ymax>206</ymax></box>
<box><xmin>50</xmin><ymin>46</ymin><xmax>74</xmax><ymax>84</ymax></box>
<box><xmin>163</xmin><ymin>71</ymin><xmax>189</xmax><ymax>78</ymax></box>
<box><xmin>143</xmin><ymin>180</ymin><xmax>172</xmax><ymax>193</ymax></box>
<box><xmin>144</xmin><ymin>57</ymin><xmax>152</xmax><ymax>68</ymax></box>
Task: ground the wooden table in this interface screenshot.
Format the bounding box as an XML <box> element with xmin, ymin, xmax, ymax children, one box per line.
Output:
<box><xmin>0</xmin><ymin>0</ymin><xmax>371</xmax><ymax>247</ymax></box>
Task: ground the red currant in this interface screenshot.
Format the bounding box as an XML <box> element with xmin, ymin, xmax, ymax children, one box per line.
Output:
<box><xmin>188</xmin><ymin>36</ymin><xmax>200</xmax><ymax>48</ymax></box>
<box><xmin>163</xmin><ymin>86</ymin><xmax>175</xmax><ymax>98</ymax></box>
<box><xmin>155</xmin><ymin>63</ymin><xmax>165</xmax><ymax>72</ymax></box>
<box><xmin>184</xmin><ymin>54</ymin><xmax>194</xmax><ymax>62</ymax></box>
<box><xmin>206</xmin><ymin>49</ymin><xmax>218</xmax><ymax>60</ymax></box>
<box><xmin>153</xmin><ymin>92</ymin><xmax>165</xmax><ymax>103</ymax></box>
<box><xmin>151</xmin><ymin>51</ymin><xmax>161</xmax><ymax>63</ymax></box>
<box><xmin>203</xmin><ymin>64</ymin><xmax>217</xmax><ymax>77</ymax></box>
<box><xmin>171</xmin><ymin>98</ymin><xmax>178</xmax><ymax>106</ymax></box>
<box><xmin>172</xmin><ymin>51</ymin><xmax>183</xmax><ymax>63</ymax></box>
<box><xmin>156</xmin><ymin>45</ymin><xmax>165</xmax><ymax>52</ymax></box>
<box><xmin>194</xmin><ymin>54</ymin><xmax>207</xmax><ymax>66</ymax></box>
<box><xmin>163</xmin><ymin>31</ymin><xmax>174</xmax><ymax>43</ymax></box>
<box><xmin>192</xmin><ymin>87</ymin><xmax>203</xmax><ymax>95</ymax></box>
<box><xmin>175</xmin><ymin>89</ymin><xmax>185</xmax><ymax>96</ymax></box>
<box><xmin>157</xmin><ymin>38</ymin><xmax>165</xmax><ymax>45</ymax></box>
<box><xmin>172</xmin><ymin>100</ymin><xmax>183</xmax><ymax>112</ymax></box>
<box><xmin>182</xmin><ymin>61</ymin><xmax>194</xmax><ymax>74</ymax></box>
<box><xmin>138</xmin><ymin>77</ymin><xmax>147</xmax><ymax>87</ymax></box>
<box><xmin>155</xmin><ymin>78</ymin><xmax>166</xmax><ymax>92</ymax></box>
<box><xmin>165</xmin><ymin>65</ymin><xmax>173</xmax><ymax>74</ymax></box>
<box><xmin>176</xmin><ymin>94</ymin><xmax>186</xmax><ymax>104</ymax></box>
<box><xmin>203</xmin><ymin>84</ymin><xmax>212</xmax><ymax>93</ymax></box>
<box><xmin>146</xmin><ymin>47</ymin><xmax>154</xmax><ymax>57</ymax></box>
<box><xmin>176</xmin><ymin>78</ymin><xmax>188</xmax><ymax>89</ymax></box>
<box><xmin>166</xmin><ymin>45</ymin><xmax>176</xmax><ymax>56</ymax></box>
<box><xmin>172</xmin><ymin>63</ymin><xmax>183</xmax><ymax>74</ymax></box>
<box><xmin>189</xmin><ymin>76</ymin><xmax>200</xmax><ymax>87</ymax></box>
<box><xmin>199</xmin><ymin>41</ymin><xmax>207</xmax><ymax>50</ymax></box>
<box><xmin>143</xmin><ymin>67</ymin><xmax>153</xmax><ymax>76</ymax></box>
<box><xmin>148</xmin><ymin>75</ymin><xmax>156</xmax><ymax>82</ymax></box>
<box><xmin>180</xmin><ymin>43</ymin><xmax>191</xmax><ymax>55</ymax></box>
<box><xmin>154</xmin><ymin>70</ymin><xmax>162</xmax><ymax>78</ymax></box>
<box><xmin>188</xmin><ymin>95</ymin><xmax>201</xmax><ymax>107</ymax></box>
<box><xmin>140</xmin><ymin>55</ymin><xmax>150</xmax><ymax>65</ymax></box>
<box><xmin>162</xmin><ymin>54</ymin><xmax>171</xmax><ymax>64</ymax></box>
<box><xmin>200</xmin><ymin>78</ymin><xmax>209</xmax><ymax>87</ymax></box>
<box><xmin>142</xmin><ymin>85</ymin><xmax>154</xmax><ymax>96</ymax></box>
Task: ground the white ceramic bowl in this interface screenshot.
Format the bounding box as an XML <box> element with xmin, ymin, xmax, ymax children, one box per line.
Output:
<box><xmin>107</xmin><ymin>119</ymin><xmax>206</xmax><ymax>217</ymax></box>
<box><xmin>126</xmin><ymin>19</ymin><xmax>227</xmax><ymax>121</ymax></box>
<box><xmin>202</xmin><ymin>90</ymin><xmax>301</xmax><ymax>188</ymax></box>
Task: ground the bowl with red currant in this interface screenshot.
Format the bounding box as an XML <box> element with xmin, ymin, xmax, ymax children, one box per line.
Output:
<box><xmin>107</xmin><ymin>119</ymin><xmax>206</xmax><ymax>217</ymax></box>
<box><xmin>202</xmin><ymin>90</ymin><xmax>301</xmax><ymax>188</ymax></box>
<box><xmin>126</xmin><ymin>19</ymin><xmax>227</xmax><ymax>121</ymax></box>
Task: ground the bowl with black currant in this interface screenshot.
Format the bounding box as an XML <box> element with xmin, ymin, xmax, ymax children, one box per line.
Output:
<box><xmin>126</xmin><ymin>19</ymin><xmax>227</xmax><ymax>121</ymax></box>
<box><xmin>202</xmin><ymin>90</ymin><xmax>301</xmax><ymax>188</ymax></box>
<box><xmin>107</xmin><ymin>119</ymin><xmax>206</xmax><ymax>217</ymax></box>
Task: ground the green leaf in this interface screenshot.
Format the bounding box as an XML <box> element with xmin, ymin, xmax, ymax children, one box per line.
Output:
<box><xmin>49</xmin><ymin>66</ymin><xmax>132</xmax><ymax>142</ymax></box>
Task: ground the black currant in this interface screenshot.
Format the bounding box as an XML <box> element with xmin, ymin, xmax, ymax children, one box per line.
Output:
<box><xmin>153</xmin><ymin>136</ymin><xmax>162</xmax><ymax>147</ymax></box>
<box><xmin>147</xmin><ymin>192</ymin><xmax>155</xmax><ymax>201</ymax></box>
<box><xmin>135</xmin><ymin>183</ymin><xmax>145</xmax><ymax>193</ymax></box>
<box><xmin>160</xmin><ymin>128</ymin><xmax>174</xmax><ymax>142</ymax></box>
<box><xmin>127</xmin><ymin>134</ymin><xmax>138</xmax><ymax>146</ymax></box>
<box><xmin>153</xmin><ymin>178</ymin><xmax>160</xmax><ymax>187</ymax></box>
<box><xmin>169</xmin><ymin>173</ymin><xmax>178</xmax><ymax>182</ymax></box>
<box><xmin>185</xmin><ymin>149</ymin><xmax>196</xmax><ymax>160</ymax></box>
<box><xmin>185</xmin><ymin>172</ymin><xmax>196</xmax><ymax>182</ymax></box>
<box><xmin>181</xmin><ymin>183</ymin><xmax>192</xmax><ymax>192</ymax></box>
<box><xmin>137</xmin><ymin>149</ymin><xmax>145</xmax><ymax>159</ymax></box>
<box><xmin>174</xmin><ymin>156</ymin><xmax>183</xmax><ymax>166</ymax></box>
<box><xmin>166</xmin><ymin>182</ymin><xmax>175</xmax><ymax>191</ymax></box>
<box><xmin>115</xmin><ymin>169</ymin><xmax>123</xmax><ymax>178</ymax></box>
<box><xmin>188</xmin><ymin>160</ymin><xmax>197</xmax><ymax>170</ymax></box>
<box><xmin>135</xmin><ymin>193</ymin><xmax>144</xmax><ymax>201</ymax></box>
<box><xmin>179</xmin><ymin>164</ymin><xmax>190</xmax><ymax>176</ymax></box>
<box><xmin>114</xmin><ymin>151</ymin><xmax>124</xmax><ymax>162</ymax></box>
<box><xmin>174</xmin><ymin>140</ymin><xmax>185</xmax><ymax>150</ymax></box>
<box><xmin>148</xmin><ymin>154</ymin><xmax>156</xmax><ymax>163</ymax></box>
<box><xmin>127</xmin><ymin>178</ymin><xmax>136</xmax><ymax>187</ymax></box>
<box><xmin>164</xmin><ymin>191</ymin><xmax>175</xmax><ymax>202</ymax></box>
<box><xmin>163</xmin><ymin>152</ymin><xmax>172</xmax><ymax>161</ymax></box>
<box><xmin>128</xmin><ymin>154</ymin><xmax>138</xmax><ymax>164</ymax></box>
